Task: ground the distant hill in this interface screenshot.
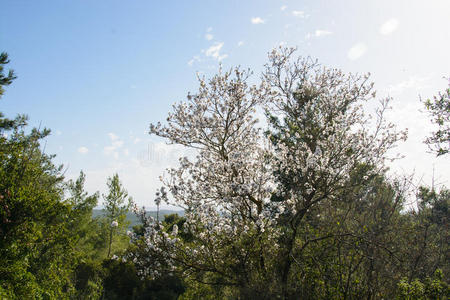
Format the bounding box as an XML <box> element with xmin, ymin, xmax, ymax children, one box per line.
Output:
<box><xmin>92</xmin><ymin>209</ymin><xmax>184</xmax><ymax>228</ymax></box>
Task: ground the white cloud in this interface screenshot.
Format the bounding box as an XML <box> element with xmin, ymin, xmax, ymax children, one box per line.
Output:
<box><xmin>237</xmin><ymin>41</ymin><xmax>244</xmax><ymax>47</ymax></box>
<box><xmin>380</xmin><ymin>18</ymin><xmax>399</xmax><ymax>35</ymax></box>
<box><xmin>385</xmin><ymin>75</ymin><xmax>431</xmax><ymax>95</ymax></box>
<box><xmin>251</xmin><ymin>17</ymin><xmax>265</xmax><ymax>24</ymax></box>
<box><xmin>206</xmin><ymin>27</ymin><xmax>213</xmax><ymax>32</ymax></box>
<box><xmin>104</xmin><ymin>145</ymin><xmax>116</xmax><ymax>155</ymax></box>
<box><xmin>205</xmin><ymin>33</ymin><xmax>213</xmax><ymax>41</ymax></box>
<box><xmin>204</xmin><ymin>42</ymin><xmax>228</xmax><ymax>61</ymax></box>
<box><xmin>280</xmin><ymin>5</ymin><xmax>287</xmax><ymax>11</ymax></box>
<box><xmin>104</xmin><ymin>133</ymin><xmax>124</xmax><ymax>159</ymax></box>
<box><xmin>315</xmin><ymin>29</ymin><xmax>332</xmax><ymax>37</ymax></box>
<box><xmin>347</xmin><ymin>43</ymin><xmax>367</xmax><ymax>60</ymax></box>
<box><xmin>108</xmin><ymin>132</ymin><xmax>119</xmax><ymax>141</ymax></box>
<box><xmin>78</xmin><ymin>146</ymin><xmax>89</xmax><ymax>154</ymax></box>
<box><xmin>112</xmin><ymin>140</ymin><xmax>123</xmax><ymax>148</ymax></box>
<box><xmin>55</xmin><ymin>130</ymin><xmax>62</xmax><ymax>136</ymax></box>
<box><xmin>306</xmin><ymin>29</ymin><xmax>333</xmax><ymax>40</ymax></box>
<box><xmin>292</xmin><ymin>10</ymin><xmax>305</xmax><ymax>18</ymax></box>
<box><xmin>134</xmin><ymin>137</ymin><xmax>142</xmax><ymax>144</ymax></box>
<box><xmin>187</xmin><ymin>55</ymin><xmax>201</xmax><ymax>66</ymax></box>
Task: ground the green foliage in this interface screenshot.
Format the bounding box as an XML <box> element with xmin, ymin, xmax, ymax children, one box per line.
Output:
<box><xmin>424</xmin><ymin>79</ymin><xmax>450</xmax><ymax>156</ymax></box>
<box><xmin>0</xmin><ymin>52</ymin><xmax>16</xmax><ymax>98</ymax></box>
<box><xmin>101</xmin><ymin>259</ymin><xmax>141</xmax><ymax>299</ymax></box>
<box><xmin>102</xmin><ymin>173</ymin><xmax>132</xmax><ymax>258</ymax></box>
<box><xmin>66</xmin><ymin>171</ymin><xmax>104</xmax><ymax>259</ymax></box>
<box><xmin>102</xmin><ymin>259</ymin><xmax>185</xmax><ymax>300</ymax></box>
<box><xmin>397</xmin><ymin>270</ymin><xmax>449</xmax><ymax>299</ymax></box>
<box><xmin>163</xmin><ymin>213</ymin><xmax>193</xmax><ymax>242</ymax></box>
<box><xmin>0</xmin><ymin>52</ymin><xmax>18</xmax><ymax>132</ymax></box>
<box><xmin>178</xmin><ymin>278</ymin><xmax>228</xmax><ymax>300</ymax></box>
<box><xmin>72</xmin><ymin>260</ymin><xmax>104</xmax><ymax>299</ymax></box>
<box><xmin>402</xmin><ymin>187</ymin><xmax>449</xmax><ymax>282</ymax></box>
<box><xmin>0</xmin><ymin>53</ymin><xmax>78</xmax><ymax>298</ymax></box>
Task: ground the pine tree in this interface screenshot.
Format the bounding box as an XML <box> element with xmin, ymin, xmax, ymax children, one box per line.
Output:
<box><xmin>102</xmin><ymin>173</ymin><xmax>132</xmax><ymax>258</ymax></box>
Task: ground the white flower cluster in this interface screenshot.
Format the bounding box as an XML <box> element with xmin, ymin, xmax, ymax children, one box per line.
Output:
<box><xmin>125</xmin><ymin>205</ymin><xmax>179</xmax><ymax>279</ymax></box>
<box><xmin>132</xmin><ymin>48</ymin><xmax>407</xmax><ymax>282</ymax></box>
<box><xmin>264</xmin><ymin>47</ymin><xmax>407</xmax><ymax>215</ymax></box>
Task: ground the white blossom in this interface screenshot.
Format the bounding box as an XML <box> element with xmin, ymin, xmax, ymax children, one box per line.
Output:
<box><xmin>130</xmin><ymin>47</ymin><xmax>407</xmax><ymax>284</ymax></box>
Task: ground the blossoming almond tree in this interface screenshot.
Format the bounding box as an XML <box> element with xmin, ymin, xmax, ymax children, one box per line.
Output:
<box><xmin>130</xmin><ymin>47</ymin><xmax>408</xmax><ymax>298</ymax></box>
<box><xmin>263</xmin><ymin>47</ymin><xmax>408</xmax><ymax>297</ymax></box>
<box><xmin>134</xmin><ymin>67</ymin><xmax>278</xmax><ymax>288</ymax></box>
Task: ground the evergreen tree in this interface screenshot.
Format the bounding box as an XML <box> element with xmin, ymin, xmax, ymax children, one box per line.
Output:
<box><xmin>102</xmin><ymin>173</ymin><xmax>132</xmax><ymax>259</ymax></box>
<box><xmin>0</xmin><ymin>52</ymin><xmax>75</xmax><ymax>298</ymax></box>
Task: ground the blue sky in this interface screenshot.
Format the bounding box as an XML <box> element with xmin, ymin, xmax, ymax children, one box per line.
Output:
<box><xmin>1</xmin><ymin>0</ymin><xmax>449</xmax><ymax>208</ymax></box>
